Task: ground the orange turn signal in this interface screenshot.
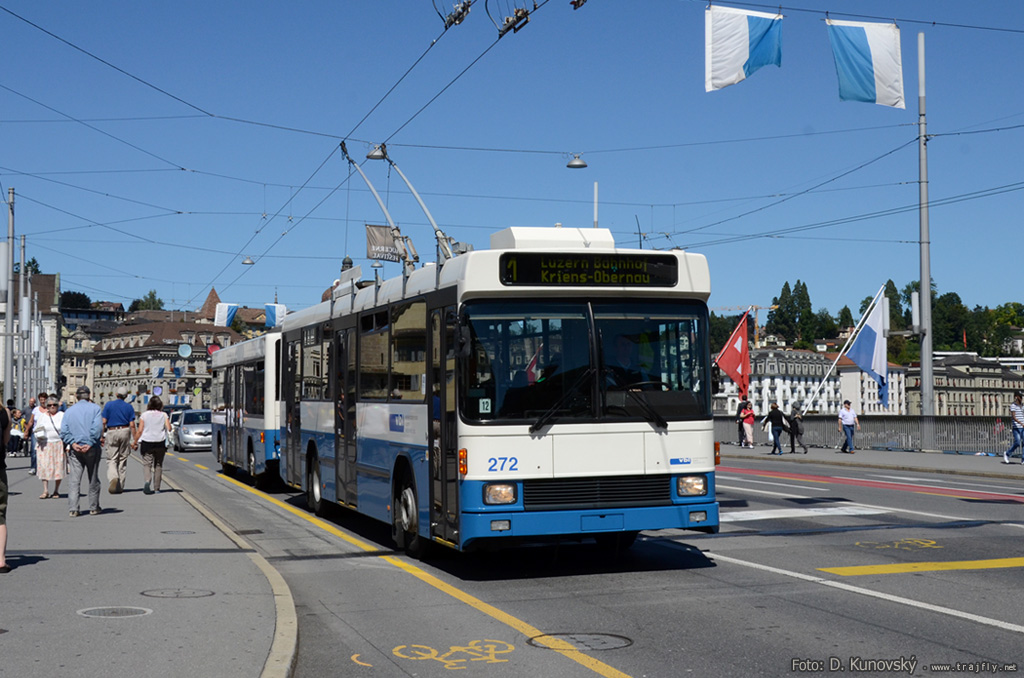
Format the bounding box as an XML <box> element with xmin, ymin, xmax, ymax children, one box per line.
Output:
<box><xmin>458</xmin><ymin>448</ymin><xmax>468</xmax><ymax>476</ymax></box>
<box><xmin>714</xmin><ymin>441</ymin><xmax>721</xmax><ymax>466</ymax></box>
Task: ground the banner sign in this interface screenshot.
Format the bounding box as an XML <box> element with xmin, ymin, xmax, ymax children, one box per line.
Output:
<box><xmin>366</xmin><ymin>224</ymin><xmax>401</xmax><ymax>262</ymax></box>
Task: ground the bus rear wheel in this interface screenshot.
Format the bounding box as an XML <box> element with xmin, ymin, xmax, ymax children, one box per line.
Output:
<box><xmin>394</xmin><ymin>477</ymin><xmax>425</xmax><ymax>558</ymax></box>
<box><xmin>307</xmin><ymin>455</ymin><xmax>324</xmax><ymax>515</ymax></box>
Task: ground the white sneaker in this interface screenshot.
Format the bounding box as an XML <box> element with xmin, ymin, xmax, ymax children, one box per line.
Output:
<box><xmin>1005</xmin><ymin>453</ymin><xmax>1011</xmax><ymax>464</ymax></box>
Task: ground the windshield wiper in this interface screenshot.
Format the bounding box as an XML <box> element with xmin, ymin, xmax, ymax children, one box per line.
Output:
<box><xmin>529</xmin><ymin>367</ymin><xmax>594</xmax><ymax>434</ymax></box>
<box><xmin>621</xmin><ymin>388</ymin><xmax>668</xmax><ymax>429</ymax></box>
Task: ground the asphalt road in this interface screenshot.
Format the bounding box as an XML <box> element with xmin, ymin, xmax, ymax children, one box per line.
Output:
<box><xmin>163</xmin><ymin>449</ymin><xmax>1024</xmax><ymax>677</ymax></box>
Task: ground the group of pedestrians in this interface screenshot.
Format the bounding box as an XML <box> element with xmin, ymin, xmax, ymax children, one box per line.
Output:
<box><xmin>0</xmin><ymin>385</ymin><xmax>173</xmax><ymax>574</ymax></box>
<box><xmin>735</xmin><ymin>398</ymin><xmax>809</xmax><ymax>454</ymax></box>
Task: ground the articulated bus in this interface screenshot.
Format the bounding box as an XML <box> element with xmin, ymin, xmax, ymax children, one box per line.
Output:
<box><xmin>211</xmin><ymin>330</ymin><xmax>282</xmax><ymax>484</ymax></box>
<box><xmin>280</xmin><ymin>226</ymin><xmax>719</xmax><ymax>555</ymax></box>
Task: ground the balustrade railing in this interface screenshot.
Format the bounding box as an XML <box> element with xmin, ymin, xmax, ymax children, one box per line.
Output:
<box><xmin>714</xmin><ymin>415</ymin><xmax>1011</xmax><ymax>455</ymax></box>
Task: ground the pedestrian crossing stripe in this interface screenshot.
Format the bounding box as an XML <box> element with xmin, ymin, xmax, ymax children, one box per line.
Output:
<box><xmin>721</xmin><ymin>506</ymin><xmax>886</xmax><ymax>522</ymax></box>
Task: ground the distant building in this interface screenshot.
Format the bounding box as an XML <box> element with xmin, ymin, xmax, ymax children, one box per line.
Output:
<box><xmin>715</xmin><ymin>348</ymin><xmax>906</xmax><ymax>416</ymax></box>
<box><xmin>906</xmin><ymin>353</ymin><xmax>1024</xmax><ymax>416</ymax></box>
<box><xmin>91</xmin><ymin>321</ymin><xmax>240</xmax><ymax>411</ymax></box>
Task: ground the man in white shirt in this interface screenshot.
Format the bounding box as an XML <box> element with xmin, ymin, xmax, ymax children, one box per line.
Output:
<box><xmin>837</xmin><ymin>400</ymin><xmax>859</xmax><ymax>454</ymax></box>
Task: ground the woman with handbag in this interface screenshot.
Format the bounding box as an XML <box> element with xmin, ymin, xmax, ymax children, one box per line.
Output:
<box><xmin>35</xmin><ymin>397</ymin><xmax>66</xmax><ymax>498</ymax></box>
<box><xmin>132</xmin><ymin>396</ymin><xmax>172</xmax><ymax>495</ymax></box>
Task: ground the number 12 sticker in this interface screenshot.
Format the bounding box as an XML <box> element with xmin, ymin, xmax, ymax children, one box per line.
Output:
<box><xmin>479</xmin><ymin>398</ymin><xmax>492</xmax><ymax>414</ymax></box>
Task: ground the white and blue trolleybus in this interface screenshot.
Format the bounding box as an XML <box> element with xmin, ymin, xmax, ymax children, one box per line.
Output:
<box><xmin>211</xmin><ymin>330</ymin><xmax>282</xmax><ymax>484</ymax></box>
<box><xmin>279</xmin><ymin>226</ymin><xmax>719</xmax><ymax>555</ymax></box>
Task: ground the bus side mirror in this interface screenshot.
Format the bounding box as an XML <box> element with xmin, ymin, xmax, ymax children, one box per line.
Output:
<box><xmin>456</xmin><ymin>324</ymin><xmax>472</xmax><ymax>358</ymax></box>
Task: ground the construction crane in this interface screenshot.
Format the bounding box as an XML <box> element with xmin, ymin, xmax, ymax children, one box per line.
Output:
<box><xmin>711</xmin><ymin>305</ymin><xmax>779</xmax><ymax>348</ymax></box>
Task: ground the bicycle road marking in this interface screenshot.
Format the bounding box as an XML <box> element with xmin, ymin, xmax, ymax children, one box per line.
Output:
<box><xmin>218</xmin><ymin>474</ymin><xmax>633</xmax><ymax>678</ymax></box>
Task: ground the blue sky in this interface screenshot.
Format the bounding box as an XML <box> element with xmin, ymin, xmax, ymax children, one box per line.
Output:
<box><xmin>2</xmin><ymin>1</ymin><xmax>1022</xmax><ymax>319</ymax></box>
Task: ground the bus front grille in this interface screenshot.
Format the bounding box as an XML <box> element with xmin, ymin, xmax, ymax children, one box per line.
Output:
<box><xmin>522</xmin><ymin>475</ymin><xmax>672</xmax><ymax>510</ymax></box>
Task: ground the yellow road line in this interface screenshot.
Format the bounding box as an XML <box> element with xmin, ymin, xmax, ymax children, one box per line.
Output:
<box><xmin>218</xmin><ymin>474</ymin><xmax>632</xmax><ymax>678</ymax></box>
<box><xmin>195</xmin><ymin>464</ymin><xmax>209</xmax><ymax>470</ymax></box>
<box><xmin>820</xmin><ymin>557</ymin><xmax>1024</xmax><ymax>576</ymax></box>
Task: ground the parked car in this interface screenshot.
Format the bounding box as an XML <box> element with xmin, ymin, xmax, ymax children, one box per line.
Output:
<box><xmin>169</xmin><ymin>410</ymin><xmax>184</xmax><ymax>441</ymax></box>
<box><xmin>175</xmin><ymin>409</ymin><xmax>212</xmax><ymax>452</ymax></box>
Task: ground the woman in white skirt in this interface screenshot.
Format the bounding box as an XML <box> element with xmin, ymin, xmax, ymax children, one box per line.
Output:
<box><xmin>132</xmin><ymin>396</ymin><xmax>171</xmax><ymax>495</ymax></box>
<box><xmin>34</xmin><ymin>397</ymin><xmax>65</xmax><ymax>499</ymax></box>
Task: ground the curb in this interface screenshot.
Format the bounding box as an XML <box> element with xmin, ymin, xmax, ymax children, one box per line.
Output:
<box><xmin>165</xmin><ymin>475</ymin><xmax>298</xmax><ymax>678</ymax></box>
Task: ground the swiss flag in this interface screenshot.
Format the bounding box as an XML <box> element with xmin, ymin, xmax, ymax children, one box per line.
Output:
<box><xmin>716</xmin><ymin>314</ymin><xmax>749</xmax><ymax>398</ymax></box>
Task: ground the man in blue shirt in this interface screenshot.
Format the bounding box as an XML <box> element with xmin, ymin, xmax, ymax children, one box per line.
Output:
<box><xmin>101</xmin><ymin>386</ymin><xmax>136</xmax><ymax>494</ymax></box>
<box><xmin>60</xmin><ymin>386</ymin><xmax>104</xmax><ymax>517</ymax></box>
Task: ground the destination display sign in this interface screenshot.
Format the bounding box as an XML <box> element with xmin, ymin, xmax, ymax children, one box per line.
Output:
<box><xmin>499</xmin><ymin>252</ymin><xmax>678</xmax><ymax>287</ymax></box>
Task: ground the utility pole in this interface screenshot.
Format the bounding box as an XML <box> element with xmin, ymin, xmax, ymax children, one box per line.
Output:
<box><xmin>917</xmin><ymin>32</ymin><xmax>934</xmax><ymax>419</ymax></box>
<box><xmin>4</xmin><ymin>188</ymin><xmax>13</xmax><ymax>403</ymax></box>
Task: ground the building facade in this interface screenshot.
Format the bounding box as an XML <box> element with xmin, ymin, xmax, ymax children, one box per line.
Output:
<box><xmin>906</xmin><ymin>353</ymin><xmax>1024</xmax><ymax>416</ymax></box>
<box><xmin>91</xmin><ymin>321</ymin><xmax>240</xmax><ymax>412</ymax></box>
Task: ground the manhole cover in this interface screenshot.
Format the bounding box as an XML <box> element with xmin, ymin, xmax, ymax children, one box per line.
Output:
<box><xmin>528</xmin><ymin>633</ymin><xmax>633</xmax><ymax>651</ymax></box>
<box><xmin>160</xmin><ymin>530</ymin><xmax>195</xmax><ymax>535</ymax></box>
<box><xmin>78</xmin><ymin>607</ymin><xmax>152</xmax><ymax>618</ymax></box>
<box><xmin>142</xmin><ymin>588</ymin><xmax>214</xmax><ymax>599</ymax></box>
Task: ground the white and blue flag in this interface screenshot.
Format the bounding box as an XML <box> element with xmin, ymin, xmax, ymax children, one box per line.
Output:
<box><xmin>214</xmin><ymin>302</ymin><xmax>239</xmax><ymax>328</ymax></box>
<box><xmin>827</xmin><ymin>19</ymin><xmax>904</xmax><ymax>108</ymax></box>
<box><xmin>846</xmin><ymin>298</ymin><xmax>889</xmax><ymax>408</ymax></box>
<box><xmin>265</xmin><ymin>303</ymin><xmax>287</xmax><ymax>328</ymax></box>
<box><xmin>705</xmin><ymin>5</ymin><xmax>782</xmax><ymax>92</ymax></box>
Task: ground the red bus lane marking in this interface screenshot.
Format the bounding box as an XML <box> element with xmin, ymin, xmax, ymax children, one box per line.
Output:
<box><xmin>718</xmin><ymin>465</ymin><xmax>1024</xmax><ymax>504</ymax></box>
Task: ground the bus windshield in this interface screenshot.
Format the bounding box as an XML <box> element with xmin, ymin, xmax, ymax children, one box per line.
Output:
<box><xmin>460</xmin><ymin>300</ymin><xmax>709</xmax><ymax>424</ymax></box>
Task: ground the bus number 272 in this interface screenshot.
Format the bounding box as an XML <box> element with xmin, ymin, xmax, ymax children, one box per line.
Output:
<box><xmin>487</xmin><ymin>457</ymin><xmax>519</xmax><ymax>472</ymax></box>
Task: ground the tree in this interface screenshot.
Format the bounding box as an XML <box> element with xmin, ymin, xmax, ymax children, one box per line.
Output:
<box><xmin>765</xmin><ymin>282</ymin><xmax>797</xmax><ymax>342</ymax></box>
<box><xmin>12</xmin><ymin>257</ymin><xmax>40</xmax><ymax>275</ymax></box>
<box><xmin>815</xmin><ymin>308</ymin><xmax>838</xmax><ymax>339</ymax></box>
<box><xmin>792</xmin><ymin>280</ymin><xmax>815</xmax><ymax>343</ymax></box>
<box><xmin>60</xmin><ymin>291</ymin><xmax>92</xmax><ymax>309</ymax></box>
<box><xmin>130</xmin><ymin>290</ymin><xmax>164</xmax><ymax>312</ymax></box>
<box><xmin>933</xmin><ymin>292</ymin><xmax>969</xmax><ymax>350</ymax></box>
<box><xmin>710</xmin><ymin>313</ymin><xmax>747</xmax><ymax>355</ymax></box>
<box><xmin>837</xmin><ymin>306</ymin><xmax>854</xmax><ymax>329</ymax></box>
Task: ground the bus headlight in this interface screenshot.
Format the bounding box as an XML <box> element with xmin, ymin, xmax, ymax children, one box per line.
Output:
<box><xmin>677</xmin><ymin>475</ymin><xmax>707</xmax><ymax>496</ymax></box>
<box><xmin>483</xmin><ymin>483</ymin><xmax>517</xmax><ymax>505</ymax></box>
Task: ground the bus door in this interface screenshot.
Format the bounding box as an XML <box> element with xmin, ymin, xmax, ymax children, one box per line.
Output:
<box><xmin>429</xmin><ymin>307</ymin><xmax>459</xmax><ymax>544</ymax></box>
<box><xmin>284</xmin><ymin>338</ymin><xmax>303</xmax><ymax>487</ymax></box>
<box><xmin>335</xmin><ymin>328</ymin><xmax>357</xmax><ymax>506</ymax></box>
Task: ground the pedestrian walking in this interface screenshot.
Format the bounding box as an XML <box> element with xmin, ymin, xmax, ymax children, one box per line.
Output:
<box><xmin>765</xmin><ymin>402</ymin><xmax>787</xmax><ymax>455</ymax></box>
<box><xmin>787</xmin><ymin>406</ymin><xmax>808</xmax><ymax>454</ymax></box>
<box><xmin>1003</xmin><ymin>390</ymin><xmax>1024</xmax><ymax>465</ymax></box>
<box><xmin>59</xmin><ymin>386</ymin><xmax>104</xmax><ymax>517</ymax></box>
<box><xmin>838</xmin><ymin>400</ymin><xmax>860</xmax><ymax>453</ymax></box>
<box><xmin>735</xmin><ymin>399</ymin><xmax>748</xmax><ymax>446</ymax></box>
<box><xmin>133</xmin><ymin>396</ymin><xmax>171</xmax><ymax>495</ymax></box>
<box><xmin>25</xmin><ymin>393</ymin><xmax>46</xmax><ymax>475</ymax></box>
<box><xmin>101</xmin><ymin>386</ymin><xmax>136</xmax><ymax>494</ymax></box>
<box><xmin>34</xmin><ymin>397</ymin><xmax>66</xmax><ymax>499</ymax></box>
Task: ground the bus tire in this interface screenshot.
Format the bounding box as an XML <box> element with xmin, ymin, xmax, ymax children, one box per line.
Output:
<box><xmin>393</xmin><ymin>474</ymin><xmax>425</xmax><ymax>558</ymax></box>
<box><xmin>217</xmin><ymin>435</ymin><xmax>234</xmax><ymax>476</ymax></box>
<box><xmin>307</xmin><ymin>454</ymin><xmax>324</xmax><ymax>515</ymax></box>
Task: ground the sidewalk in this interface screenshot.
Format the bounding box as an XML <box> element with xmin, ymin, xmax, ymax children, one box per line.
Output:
<box><xmin>720</xmin><ymin>439</ymin><xmax>1024</xmax><ymax>480</ymax></box>
<box><xmin>0</xmin><ymin>452</ymin><xmax>296</xmax><ymax>678</ymax></box>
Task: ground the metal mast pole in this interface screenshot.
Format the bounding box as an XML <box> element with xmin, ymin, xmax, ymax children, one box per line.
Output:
<box><xmin>17</xmin><ymin>235</ymin><xmax>26</xmax><ymax>408</ymax></box>
<box><xmin>918</xmin><ymin>33</ymin><xmax>934</xmax><ymax>419</ymax></box>
<box><xmin>4</xmin><ymin>188</ymin><xmax>13</xmax><ymax>403</ymax></box>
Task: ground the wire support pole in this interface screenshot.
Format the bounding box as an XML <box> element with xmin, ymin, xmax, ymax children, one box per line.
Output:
<box><xmin>917</xmin><ymin>32</ymin><xmax>934</xmax><ymax>419</ymax></box>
